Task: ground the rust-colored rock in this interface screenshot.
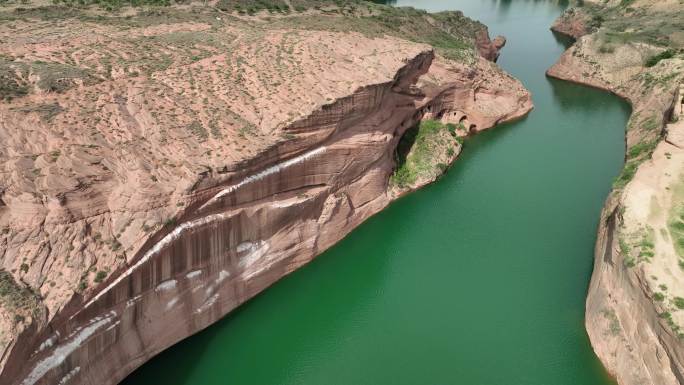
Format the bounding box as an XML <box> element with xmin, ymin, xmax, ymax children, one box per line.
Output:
<box><xmin>0</xmin><ymin>4</ymin><xmax>532</xmax><ymax>385</ymax></box>
<box><xmin>476</xmin><ymin>29</ymin><xmax>507</xmax><ymax>62</ymax></box>
<box><xmin>550</xmin><ymin>7</ymin><xmax>592</xmax><ymax>39</ymax></box>
<box><xmin>547</xmin><ymin>1</ymin><xmax>684</xmax><ymax>384</ymax></box>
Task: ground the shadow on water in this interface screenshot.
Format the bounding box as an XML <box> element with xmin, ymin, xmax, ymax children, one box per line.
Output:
<box><xmin>548</xmin><ymin>76</ymin><xmax>632</xmax><ymax>116</ymax></box>
<box><xmin>551</xmin><ymin>29</ymin><xmax>577</xmax><ymax>49</ymax></box>
<box><xmin>493</xmin><ymin>0</ymin><xmax>512</xmax><ymax>18</ymax></box>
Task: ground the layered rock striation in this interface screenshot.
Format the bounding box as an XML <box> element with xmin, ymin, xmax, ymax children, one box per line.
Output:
<box><xmin>0</xmin><ymin>3</ymin><xmax>532</xmax><ymax>385</ymax></box>
<box><xmin>548</xmin><ymin>1</ymin><xmax>684</xmax><ymax>384</ymax></box>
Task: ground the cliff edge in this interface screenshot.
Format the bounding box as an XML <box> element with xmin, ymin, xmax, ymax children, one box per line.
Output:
<box><xmin>548</xmin><ymin>1</ymin><xmax>684</xmax><ymax>384</ymax></box>
<box><xmin>0</xmin><ymin>2</ymin><xmax>532</xmax><ymax>384</ymax></box>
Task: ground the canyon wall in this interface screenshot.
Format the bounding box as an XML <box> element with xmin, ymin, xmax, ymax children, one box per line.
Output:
<box><xmin>0</xmin><ymin>4</ymin><xmax>532</xmax><ymax>384</ymax></box>
<box><xmin>548</xmin><ymin>2</ymin><xmax>684</xmax><ymax>384</ymax></box>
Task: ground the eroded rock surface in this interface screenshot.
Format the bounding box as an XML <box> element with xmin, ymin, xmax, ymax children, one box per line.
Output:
<box><xmin>0</xmin><ymin>3</ymin><xmax>532</xmax><ymax>385</ymax></box>
<box><xmin>548</xmin><ymin>1</ymin><xmax>684</xmax><ymax>384</ymax></box>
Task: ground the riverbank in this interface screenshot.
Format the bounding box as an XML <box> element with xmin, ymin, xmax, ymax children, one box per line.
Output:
<box><xmin>547</xmin><ymin>1</ymin><xmax>684</xmax><ymax>384</ymax></box>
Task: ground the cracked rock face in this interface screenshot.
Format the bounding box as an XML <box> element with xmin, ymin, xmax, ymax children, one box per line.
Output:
<box><xmin>0</xmin><ymin>5</ymin><xmax>531</xmax><ymax>385</ymax></box>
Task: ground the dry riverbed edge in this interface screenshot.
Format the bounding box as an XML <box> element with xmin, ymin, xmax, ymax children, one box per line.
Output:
<box><xmin>548</xmin><ymin>1</ymin><xmax>684</xmax><ymax>384</ymax></box>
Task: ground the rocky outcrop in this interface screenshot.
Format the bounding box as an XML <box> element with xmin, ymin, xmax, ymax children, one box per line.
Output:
<box><xmin>588</xmin><ymin>91</ymin><xmax>684</xmax><ymax>385</ymax></box>
<box><xmin>550</xmin><ymin>7</ymin><xmax>593</xmax><ymax>39</ymax></box>
<box><xmin>547</xmin><ymin>2</ymin><xmax>684</xmax><ymax>384</ymax></box>
<box><xmin>476</xmin><ymin>29</ymin><xmax>507</xmax><ymax>62</ymax></box>
<box><xmin>0</xmin><ymin>4</ymin><xmax>532</xmax><ymax>385</ymax></box>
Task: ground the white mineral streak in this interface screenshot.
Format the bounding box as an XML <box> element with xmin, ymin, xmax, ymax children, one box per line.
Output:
<box><xmin>236</xmin><ymin>242</ymin><xmax>254</xmax><ymax>253</ymax></box>
<box><xmin>84</xmin><ymin>147</ymin><xmax>325</xmax><ymax>309</ymax></box>
<box><xmin>194</xmin><ymin>293</ymin><xmax>219</xmax><ymax>314</ymax></box>
<box><xmin>216</xmin><ymin>270</ymin><xmax>230</xmax><ymax>285</ymax></box>
<box><xmin>125</xmin><ymin>295</ymin><xmax>143</xmax><ymax>309</ymax></box>
<box><xmin>34</xmin><ymin>333</ymin><xmax>60</xmax><ymax>355</ymax></box>
<box><xmin>166</xmin><ymin>297</ymin><xmax>179</xmax><ymax>311</ymax></box>
<box><xmin>200</xmin><ymin>146</ymin><xmax>327</xmax><ymax>210</ymax></box>
<box><xmin>104</xmin><ymin>320</ymin><xmax>120</xmax><ymax>333</ymax></box>
<box><xmin>242</xmin><ymin>248</ymin><xmax>282</xmax><ymax>280</ymax></box>
<box><xmin>238</xmin><ymin>241</ymin><xmax>270</xmax><ymax>269</ymax></box>
<box><xmin>57</xmin><ymin>367</ymin><xmax>80</xmax><ymax>385</ymax></box>
<box><xmin>22</xmin><ymin>312</ymin><xmax>115</xmax><ymax>385</ymax></box>
<box><xmin>191</xmin><ymin>283</ymin><xmax>206</xmax><ymax>294</ymax></box>
<box><xmin>185</xmin><ymin>270</ymin><xmax>202</xmax><ymax>279</ymax></box>
<box><xmin>270</xmin><ymin>194</ymin><xmax>311</xmax><ymax>208</ymax></box>
<box><xmin>85</xmin><ymin>212</ymin><xmax>235</xmax><ymax>308</ymax></box>
<box><xmin>154</xmin><ymin>279</ymin><xmax>177</xmax><ymax>293</ymax></box>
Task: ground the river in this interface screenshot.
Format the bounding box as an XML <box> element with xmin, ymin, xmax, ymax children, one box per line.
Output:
<box><xmin>122</xmin><ymin>1</ymin><xmax>630</xmax><ymax>384</ymax></box>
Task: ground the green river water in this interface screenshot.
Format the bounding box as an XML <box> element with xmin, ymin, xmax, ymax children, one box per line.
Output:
<box><xmin>123</xmin><ymin>1</ymin><xmax>631</xmax><ymax>384</ymax></box>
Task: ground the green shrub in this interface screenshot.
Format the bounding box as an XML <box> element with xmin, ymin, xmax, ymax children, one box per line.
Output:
<box><xmin>599</xmin><ymin>45</ymin><xmax>615</xmax><ymax>54</ymax></box>
<box><xmin>645</xmin><ymin>50</ymin><xmax>675</xmax><ymax>67</ymax></box>
<box><xmin>94</xmin><ymin>270</ymin><xmax>108</xmax><ymax>283</ymax></box>
<box><xmin>590</xmin><ymin>15</ymin><xmax>604</xmax><ymax>28</ymax></box>
<box><xmin>669</xmin><ymin>204</ymin><xmax>684</xmax><ymax>259</ymax></box>
<box><xmin>675</xmin><ymin>297</ymin><xmax>684</xmax><ymax>309</ymax></box>
<box><xmin>0</xmin><ymin>270</ymin><xmax>42</xmax><ymax>314</ymax></box>
<box><xmin>391</xmin><ymin>120</ymin><xmax>458</xmax><ymax>188</ymax></box>
<box><xmin>613</xmin><ymin>161</ymin><xmax>639</xmax><ymax>189</ymax></box>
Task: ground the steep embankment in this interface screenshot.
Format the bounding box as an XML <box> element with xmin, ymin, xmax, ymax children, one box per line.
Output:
<box><xmin>0</xmin><ymin>3</ymin><xmax>531</xmax><ymax>384</ymax></box>
<box><xmin>547</xmin><ymin>1</ymin><xmax>684</xmax><ymax>384</ymax></box>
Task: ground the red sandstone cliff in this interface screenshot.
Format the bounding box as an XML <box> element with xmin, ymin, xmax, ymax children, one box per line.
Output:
<box><xmin>547</xmin><ymin>1</ymin><xmax>684</xmax><ymax>384</ymax></box>
<box><xmin>0</xmin><ymin>4</ymin><xmax>531</xmax><ymax>384</ymax></box>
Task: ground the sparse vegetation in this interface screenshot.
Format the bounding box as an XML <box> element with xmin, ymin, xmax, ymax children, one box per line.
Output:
<box><xmin>614</xmin><ymin>134</ymin><xmax>661</xmax><ymax>190</ymax></box>
<box><xmin>668</xmin><ymin>203</ymin><xmax>684</xmax><ymax>260</ymax></box>
<box><xmin>32</xmin><ymin>61</ymin><xmax>100</xmax><ymax>93</ymax></box>
<box><xmin>51</xmin><ymin>0</ymin><xmax>171</xmax><ymax>10</ymax></box>
<box><xmin>216</xmin><ymin>0</ymin><xmax>290</xmax><ymax>14</ymax></box>
<box><xmin>601</xmin><ymin>308</ymin><xmax>621</xmax><ymax>336</ymax></box>
<box><xmin>613</xmin><ymin>160</ymin><xmax>639</xmax><ymax>189</ymax></box>
<box><xmin>0</xmin><ymin>57</ymin><xmax>29</xmax><ymax>101</ymax></box>
<box><xmin>0</xmin><ymin>270</ymin><xmax>42</xmax><ymax>318</ymax></box>
<box><xmin>390</xmin><ymin>120</ymin><xmax>461</xmax><ymax>188</ymax></box>
<box><xmin>111</xmin><ymin>239</ymin><xmax>122</xmax><ymax>251</ymax></box>
<box><xmin>187</xmin><ymin>121</ymin><xmax>208</xmax><ymax>141</ymax></box>
<box><xmin>267</xmin><ymin>4</ymin><xmax>481</xmax><ymax>62</ymax></box>
<box><xmin>645</xmin><ymin>49</ymin><xmax>676</xmax><ymax>67</ymax></box>
<box><xmin>627</xmin><ymin>139</ymin><xmax>657</xmax><ymax>159</ymax></box>
<box><xmin>13</xmin><ymin>103</ymin><xmax>64</xmax><ymax>122</ymax></box>
<box><xmin>94</xmin><ymin>270</ymin><xmax>108</xmax><ymax>283</ymax></box>
<box><xmin>620</xmin><ymin>223</ymin><xmax>658</xmax><ymax>268</ymax></box>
